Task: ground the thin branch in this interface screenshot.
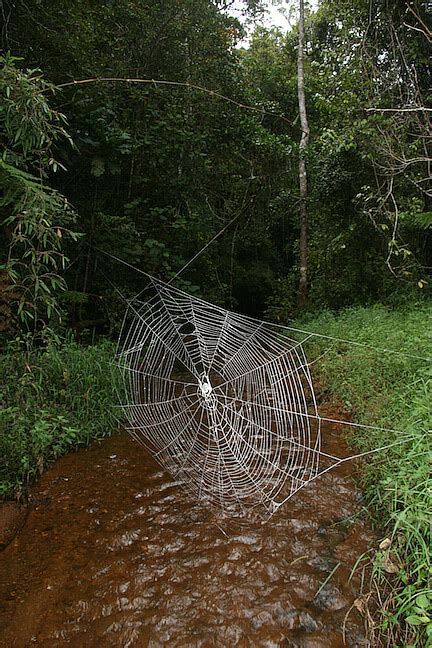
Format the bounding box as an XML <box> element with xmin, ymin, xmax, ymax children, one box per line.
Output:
<box><xmin>403</xmin><ymin>21</ymin><xmax>432</xmax><ymax>42</ymax></box>
<box><xmin>365</xmin><ymin>107</ymin><xmax>432</xmax><ymax>113</ymax></box>
<box><xmin>406</xmin><ymin>4</ymin><xmax>432</xmax><ymax>42</ymax></box>
<box><xmin>55</xmin><ymin>77</ymin><xmax>293</xmax><ymax>126</ymax></box>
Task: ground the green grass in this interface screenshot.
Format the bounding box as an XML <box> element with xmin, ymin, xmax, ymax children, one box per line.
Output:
<box><xmin>0</xmin><ymin>337</ymin><xmax>118</xmax><ymax>497</ymax></box>
<box><xmin>301</xmin><ymin>303</ymin><xmax>432</xmax><ymax>647</ymax></box>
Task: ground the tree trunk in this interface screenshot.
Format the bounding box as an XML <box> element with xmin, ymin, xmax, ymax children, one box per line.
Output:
<box><xmin>297</xmin><ymin>0</ymin><xmax>310</xmax><ymax>309</ymax></box>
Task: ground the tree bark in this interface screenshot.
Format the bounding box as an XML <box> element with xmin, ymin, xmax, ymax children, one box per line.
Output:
<box><xmin>297</xmin><ymin>0</ymin><xmax>310</xmax><ymax>309</ymax></box>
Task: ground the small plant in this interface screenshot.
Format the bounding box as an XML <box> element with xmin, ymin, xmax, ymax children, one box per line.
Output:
<box><xmin>0</xmin><ymin>338</ymin><xmax>118</xmax><ymax>496</ymax></box>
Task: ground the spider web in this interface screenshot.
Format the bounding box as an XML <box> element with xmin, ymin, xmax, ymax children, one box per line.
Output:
<box><xmin>115</xmin><ymin>277</ymin><xmax>340</xmax><ymax>517</ymax></box>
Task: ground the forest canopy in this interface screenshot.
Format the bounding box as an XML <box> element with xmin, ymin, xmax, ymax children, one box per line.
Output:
<box><xmin>1</xmin><ymin>0</ymin><xmax>431</xmax><ymax>333</ymax></box>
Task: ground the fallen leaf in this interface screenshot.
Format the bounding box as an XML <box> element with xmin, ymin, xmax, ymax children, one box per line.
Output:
<box><xmin>379</xmin><ymin>537</ymin><xmax>392</xmax><ymax>550</ymax></box>
<box><xmin>353</xmin><ymin>598</ymin><xmax>365</xmax><ymax>613</ymax></box>
<box><xmin>382</xmin><ymin>555</ymin><xmax>399</xmax><ymax>574</ymax></box>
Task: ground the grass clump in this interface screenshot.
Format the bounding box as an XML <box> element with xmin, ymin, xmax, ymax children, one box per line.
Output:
<box><xmin>302</xmin><ymin>303</ymin><xmax>432</xmax><ymax>647</ymax></box>
<box><xmin>0</xmin><ymin>335</ymin><xmax>117</xmax><ymax>497</ymax></box>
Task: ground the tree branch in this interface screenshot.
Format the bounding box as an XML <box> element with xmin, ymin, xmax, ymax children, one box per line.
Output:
<box><xmin>55</xmin><ymin>77</ymin><xmax>293</xmax><ymax>126</ymax></box>
<box><xmin>365</xmin><ymin>107</ymin><xmax>432</xmax><ymax>113</ymax></box>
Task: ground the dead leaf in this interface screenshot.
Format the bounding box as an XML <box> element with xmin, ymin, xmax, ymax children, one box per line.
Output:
<box><xmin>382</xmin><ymin>555</ymin><xmax>399</xmax><ymax>574</ymax></box>
<box><xmin>379</xmin><ymin>537</ymin><xmax>392</xmax><ymax>550</ymax></box>
<box><xmin>353</xmin><ymin>598</ymin><xmax>366</xmax><ymax>613</ymax></box>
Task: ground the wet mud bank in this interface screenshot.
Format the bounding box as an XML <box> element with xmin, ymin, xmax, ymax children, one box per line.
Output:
<box><xmin>0</xmin><ymin>502</ymin><xmax>27</xmax><ymax>550</ymax></box>
<box><xmin>0</xmin><ymin>424</ymin><xmax>375</xmax><ymax>647</ymax></box>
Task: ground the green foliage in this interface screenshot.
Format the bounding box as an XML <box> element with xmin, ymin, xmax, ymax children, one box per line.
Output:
<box><xmin>1</xmin><ymin>0</ymin><xmax>430</xmax><ymax>327</ymax></box>
<box><xmin>0</xmin><ymin>53</ymin><xmax>80</xmax><ymax>329</ymax></box>
<box><xmin>241</xmin><ymin>9</ymin><xmax>429</xmax><ymax>317</ymax></box>
<box><xmin>1</xmin><ymin>161</ymin><xmax>80</xmax><ymax>324</ymax></box>
<box><xmin>312</xmin><ymin>0</ymin><xmax>432</xmax><ymax>287</ymax></box>
<box><xmin>302</xmin><ymin>303</ymin><xmax>432</xmax><ymax>646</ymax></box>
<box><xmin>402</xmin><ymin>210</ymin><xmax>432</xmax><ymax>232</ymax></box>
<box><xmin>0</xmin><ymin>52</ymin><xmax>72</xmax><ymax>166</ymax></box>
<box><xmin>0</xmin><ymin>336</ymin><xmax>117</xmax><ymax>496</ymax></box>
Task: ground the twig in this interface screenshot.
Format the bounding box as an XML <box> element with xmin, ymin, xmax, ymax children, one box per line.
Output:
<box><xmin>365</xmin><ymin>107</ymin><xmax>432</xmax><ymax>113</ymax></box>
<box><xmin>313</xmin><ymin>561</ymin><xmax>341</xmax><ymax>600</ymax></box>
<box><xmin>55</xmin><ymin>76</ymin><xmax>293</xmax><ymax>125</ymax></box>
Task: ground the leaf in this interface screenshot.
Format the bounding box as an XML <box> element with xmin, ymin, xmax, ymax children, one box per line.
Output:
<box><xmin>382</xmin><ymin>555</ymin><xmax>400</xmax><ymax>574</ymax></box>
<box><xmin>90</xmin><ymin>157</ymin><xmax>105</xmax><ymax>177</ymax></box>
<box><xmin>353</xmin><ymin>598</ymin><xmax>366</xmax><ymax>613</ymax></box>
<box><xmin>412</xmin><ymin>211</ymin><xmax>432</xmax><ymax>230</ymax></box>
<box><xmin>405</xmin><ymin>614</ymin><xmax>429</xmax><ymax>626</ymax></box>
<box><xmin>415</xmin><ymin>594</ymin><xmax>430</xmax><ymax>609</ymax></box>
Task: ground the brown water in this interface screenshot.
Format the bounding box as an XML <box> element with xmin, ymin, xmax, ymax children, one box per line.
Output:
<box><xmin>0</xmin><ymin>424</ymin><xmax>374</xmax><ymax>647</ymax></box>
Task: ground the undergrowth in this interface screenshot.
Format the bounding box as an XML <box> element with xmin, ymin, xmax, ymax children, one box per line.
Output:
<box><xmin>0</xmin><ymin>335</ymin><xmax>117</xmax><ymax>497</ymax></box>
<box><xmin>302</xmin><ymin>303</ymin><xmax>432</xmax><ymax>647</ymax></box>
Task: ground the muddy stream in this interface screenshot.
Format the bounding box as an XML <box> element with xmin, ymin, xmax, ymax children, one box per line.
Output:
<box><xmin>0</xmin><ymin>422</ymin><xmax>375</xmax><ymax>647</ymax></box>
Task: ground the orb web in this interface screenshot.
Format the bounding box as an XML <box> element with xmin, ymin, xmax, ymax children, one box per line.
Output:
<box><xmin>115</xmin><ymin>278</ymin><xmax>335</xmax><ymax>517</ymax></box>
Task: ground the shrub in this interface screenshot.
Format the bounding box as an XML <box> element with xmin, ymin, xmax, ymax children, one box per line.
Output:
<box><xmin>0</xmin><ymin>336</ymin><xmax>117</xmax><ymax>496</ymax></box>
